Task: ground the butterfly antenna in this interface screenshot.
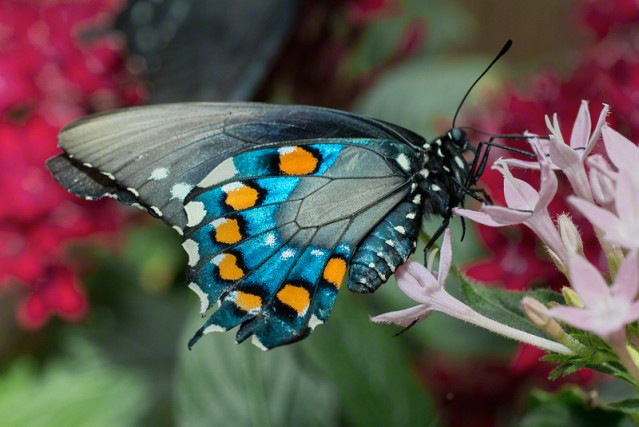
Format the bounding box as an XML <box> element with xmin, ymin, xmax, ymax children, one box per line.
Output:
<box><xmin>452</xmin><ymin>40</ymin><xmax>513</xmax><ymax>128</ymax></box>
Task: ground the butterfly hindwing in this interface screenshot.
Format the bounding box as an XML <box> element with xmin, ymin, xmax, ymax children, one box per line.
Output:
<box><xmin>184</xmin><ymin>139</ymin><xmax>418</xmax><ymax>348</ymax></box>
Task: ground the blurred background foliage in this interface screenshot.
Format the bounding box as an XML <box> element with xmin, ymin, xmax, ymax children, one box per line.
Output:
<box><xmin>2</xmin><ymin>0</ymin><xmax>637</xmax><ymax>426</ymax></box>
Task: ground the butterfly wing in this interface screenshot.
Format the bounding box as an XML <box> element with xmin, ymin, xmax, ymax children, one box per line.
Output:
<box><xmin>46</xmin><ymin>103</ymin><xmax>425</xmax><ymax>349</ymax></box>
<box><xmin>183</xmin><ymin>139</ymin><xmax>419</xmax><ymax>349</ymax></box>
<box><xmin>47</xmin><ymin>103</ymin><xmax>424</xmax><ymax>234</ymax></box>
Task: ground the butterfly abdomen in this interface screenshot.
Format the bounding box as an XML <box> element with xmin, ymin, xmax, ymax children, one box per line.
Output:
<box><xmin>348</xmin><ymin>193</ymin><xmax>424</xmax><ymax>293</ymax></box>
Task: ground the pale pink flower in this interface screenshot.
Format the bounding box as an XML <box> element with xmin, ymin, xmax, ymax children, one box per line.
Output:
<box><xmin>371</xmin><ymin>229</ymin><xmax>572</xmax><ymax>354</ymax></box>
<box><xmin>454</xmin><ymin>157</ymin><xmax>569</xmax><ymax>265</ymax></box>
<box><xmin>602</xmin><ymin>124</ymin><xmax>639</xmax><ymax>187</ymax></box>
<box><xmin>547</xmin><ymin>251</ymin><xmax>639</xmax><ymax>338</ymax></box>
<box><xmin>503</xmin><ymin>101</ymin><xmax>609</xmax><ymax>201</ymax></box>
<box><xmin>570</xmin><ymin>169</ymin><xmax>639</xmax><ymax>250</ymax></box>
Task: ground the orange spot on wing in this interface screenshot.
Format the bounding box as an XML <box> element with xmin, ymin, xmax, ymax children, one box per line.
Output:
<box><xmin>279</xmin><ymin>147</ymin><xmax>318</xmax><ymax>175</ymax></box>
<box><xmin>235</xmin><ymin>291</ymin><xmax>262</xmax><ymax>312</ymax></box>
<box><xmin>277</xmin><ymin>284</ymin><xmax>310</xmax><ymax>316</ymax></box>
<box><xmin>323</xmin><ymin>258</ymin><xmax>346</xmax><ymax>289</ymax></box>
<box><xmin>225</xmin><ymin>184</ymin><xmax>259</xmax><ymax>210</ymax></box>
<box><xmin>214</xmin><ymin>218</ymin><xmax>242</xmax><ymax>244</ymax></box>
<box><xmin>218</xmin><ymin>254</ymin><xmax>244</xmax><ymax>281</ymax></box>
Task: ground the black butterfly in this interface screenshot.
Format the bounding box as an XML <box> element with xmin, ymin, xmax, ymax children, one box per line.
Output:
<box><xmin>46</xmin><ymin>43</ymin><xmax>515</xmax><ymax>351</ymax></box>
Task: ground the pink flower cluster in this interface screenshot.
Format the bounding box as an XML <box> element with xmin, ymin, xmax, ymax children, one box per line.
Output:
<box><xmin>457</xmin><ymin>102</ymin><xmax>639</xmax><ymax>343</ymax></box>
<box><xmin>0</xmin><ymin>1</ymin><xmax>144</xmax><ymax>329</ymax></box>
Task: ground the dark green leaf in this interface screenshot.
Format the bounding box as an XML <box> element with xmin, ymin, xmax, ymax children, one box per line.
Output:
<box><xmin>459</xmin><ymin>277</ymin><xmax>563</xmax><ymax>340</ymax></box>
<box><xmin>606</xmin><ymin>399</ymin><xmax>639</xmax><ymax>414</ymax></box>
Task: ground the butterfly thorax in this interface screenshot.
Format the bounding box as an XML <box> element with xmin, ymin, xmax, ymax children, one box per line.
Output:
<box><xmin>417</xmin><ymin>128</ymin><xmax>472</xmax><ymax>219</ymax></box>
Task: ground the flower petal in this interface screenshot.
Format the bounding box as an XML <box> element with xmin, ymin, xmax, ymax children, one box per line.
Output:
<box><xmin>614</xmin><ymin>169</ymin><xmax>639</xmax><ymax>226</ymax></box>
<box><xmin>438</xmin><ymin>228</ymin><xmax>452</xmax><ymax>286</ymax></box>
<box><xmin>547</xmin><ymin>305</ymin><xmax>620</xmax><ymax>337</ymax></box>
<box><xmin>500</xmin><ymin>165</ymin><xmax>540</xmax><ymax>210</ymax></box>
<box><xmin>611</xmin><ymin>249</ymin><xmax>639</xmax><ymax>301</ymax></box>
<box><xmin>499</xmin><ymin>158</ymin><xmax>543</xmax><ymax>170</ymax></box>
<box><xmin>570</xmin><ymin>100</ymin><xmax>591</xmax><ymax>150</ymax></box>
<box><xmin>395</xmin><ymin>261</ymin><xmax>439</xmax><ymax>302</ymax></box>
<box><xmin>535</xmin><ymin>161</ymin><xmax>558</xmax><ymax>212</ymax></box>
<box><xmin>454</xmin><ymin>205</ymin><xmax>530</xmax><ymax>226</ymax></box>
<box><xmin>602</xmin><ymin>125</ymin><xmax>639</xmax><ymax>173</ymax></box>
<box><xmin>369</xmin><ymin>305</ymin><xmax>431</xmax><ymax>327</ymax></box>
<box><xmin>549</xmin><ymin>135</ymin><xmax>581</xmax><ymax>169</ymax></box>
<box><xmin>567</xmin><ymin>254</ymin><xmax>609</xmax><ymax>307</ymax></box>
<box><xmin>584</xmin><ymin>103</ymin><xmax>609</xmax><ymax>157</ymax></box>
<box><xmin>569</xmin><ymin>196</ymin><xmax>624</xmax><ymax>240</ymax></box>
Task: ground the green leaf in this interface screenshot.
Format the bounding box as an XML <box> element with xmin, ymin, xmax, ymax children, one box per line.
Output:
<box><xmin>297</xmin><ymin>292</ymin><xmax>436</xmax><ymax>427</ymax></box>
<box><xmin>517</xmin><ymin>388</ymin><xmax>627</xmax><ymax>427</ymax></box>
<box><xmin>0</xmin><ymin>340</ymin><xmax>149</xmax><ymax>427</ymax></box>
<box><xmin>459</xmin><ymin>277</ymin><xmax>563</xmax><ymax>340</ymax></box>
<box><xmin>174</xmin><ymin>312</ymin><xmax>337</xmax><ymax>427</ymax></box>
<box><xmin>606</xmin><ymin>399</ymin><xmax>639</xmax><ymax>414</ymax></box>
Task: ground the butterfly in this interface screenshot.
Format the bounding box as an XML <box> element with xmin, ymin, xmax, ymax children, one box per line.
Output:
<box><xmin>46</xmin><ymin>103</ymin><xmax>484</xmax><ymax>350</ymax></box>
<box><xmin>46</xmin><ymin>41</ymin><xmax>515</xmax><ymax>350</ymax></box>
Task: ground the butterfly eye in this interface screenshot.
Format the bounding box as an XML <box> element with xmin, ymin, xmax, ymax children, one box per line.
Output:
<box><xmin>451</xmin><ymin>128</ymin><xmax>464</xmax><ymax>142</ymax></box>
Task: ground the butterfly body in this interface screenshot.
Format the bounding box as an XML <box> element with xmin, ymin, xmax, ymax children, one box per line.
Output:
<box><xmin>46</xmin><ymin>103</ymin><xmax>473</xmax><ymax>350</ymax></box>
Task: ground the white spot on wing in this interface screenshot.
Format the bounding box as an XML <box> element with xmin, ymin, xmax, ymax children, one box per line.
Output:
<box><xmin>127</xmin><ymin>187</ymin><xmax>140</xmax><ymax>197</ymax></box>
<box><xmin>394</xmin><ymin>226</ymin><xmax>406</xmax><ymax>234</ymax></box>
<box><xmin>182</xmin><ymin>239</ymin><xmax>200</xmax><ymax>266</ymax></box>
<box><xmin>385</xmin><ymin>240</ymin><xmax>394</xmax><ymax>247</ymax></box>
<box><xmin>278</xmin><ymin>146</ymin><xmax>296</xmax><ymax>155</ymax></box>
<box><xmin>171</xmin><ymin>182</ymin><xmax>194</xmax><ymax>201</ymax></box>
<box><xmin>264</xmin><ymin>233</ymin><xmax>276</xmax><ymax>247</ymax></box>
<box><xmin>413</xmin><ymin>194</ymin><xmax>422</xmax><ymax>204</ymax></box>
<box><xmin>368</xmin><ymin>262</ymin><xmax>375</xmax><ymax>268</ymax></box>
<box><xmin>420</xmin><ymin>169</ymin><xmax>429</xmax><ymax>178</ymax></box>
<box><xmin>185</xmin><ymin>201</ymin><xmax>206</xmax><ymax>227</ymax></box>
<box><xmin>221</xmin><ymin>182</ymin><xmax>243</xmax><ymax>193</ymax></box>
<box><xmin>308</xmin><ymin>314</ymin><xmax>323</xmax><ymax>330</ymax></box>
<box><xmin>149</xmin><ymin>167</ymin><xmax>169</xmax><ymax>181</ymax></box>
<box><xmin>251</xmin><ymin>335</ymin><xmax>268</xmax><ymax>351</ymax></box>
<box><xmin>377</xmin><ymin>252</ymin><xmax>384</xmax><ymax>257</ymax></box>
<box><xmin>102</xmin><ymin>172</ymin><xmax>115</xmax><ymax>180</ymax></box>
<box><xmin>406</xmin><ymin>213</ymin><xmax>416</xmax><ymax>220</ymax></box>
<box><xmin>198</xmin><ymin>158</ymin><xmax>238</xmax><ymax>188</ymax></box>
<box><xmin>150</xmin><ymin>206</ymin><xmax>163</xmax><ymax>217</ymax></box>
<box><xmin>212</xmin><ymin>218</ymin><xmax>228</xmax><ymax>228</ymax></box>
<box><xmin>172</xmin><ymin>225</ymin><xmax>183</xmax><ymax>235</ymax></box>
<box><xmin>203</xmin><ymin>324</ymin><xmax>226</xmax><ymax>334</ymax></box>
<box><xmin>212</xmin><ymin>254</ymin><xmax>225</xmax><ymax>265</ymax></box>
<box><xmin>83</xmin><ymin>162</ymin><xmax>93</xmax><ymax>167</ymax></box>
<box><xmin>396</xmin><ymin>153</ymin><xmax>411</xmax><ymax>171</ymax></box>
<box><xmin>311</xmin><ymin>249</ymin><xmax>324</xmax><ymax>256</ymax></box>
<box><xmin>281</xmin><ymin>249</ymin><xmax>295</xmax><ymax>260</ymax></box>
<box><xmin>455</xmin><ymin>156</ymin><xmax>465</xmax><ymax>169</ymax></box>
<box><xmin>188</xmin><ymin>282</ymin><xmax>209</xmax><ymax>314</ymax></box>
<box><xmin>431</xmin><ymin>184</ymin><xmax>441</xmax><ymax>192</ymax></box>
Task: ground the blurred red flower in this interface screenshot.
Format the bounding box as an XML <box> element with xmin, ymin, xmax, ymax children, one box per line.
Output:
<box><xmin>0</xmin><ymin>0</ymin><xmax>144</xmax><ymax>329</ymax></box>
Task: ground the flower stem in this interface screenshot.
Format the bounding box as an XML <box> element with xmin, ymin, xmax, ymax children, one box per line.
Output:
<box><xmin>434</xmin><ymin>292</ymin><xmax>574</xmax><ymax>354</ymax></box>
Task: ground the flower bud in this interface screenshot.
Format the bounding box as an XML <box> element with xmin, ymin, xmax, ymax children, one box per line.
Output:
<box><xmin>521</xmin><ymin>296</ymin><xmax>551</xmax><ymax>328</ymax></box>
<box><xmin>558</xmin><ymin>214</ymin><xmax>583</xmax><ymax>256</ymax></box>
<box><xmin>561</xmin><ymin>286</ymin><xmax>584</xmax><ymax>308</ymax></box>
